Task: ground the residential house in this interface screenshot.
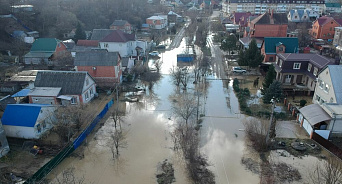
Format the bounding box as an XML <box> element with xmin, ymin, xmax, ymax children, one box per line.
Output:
<box><xmin>71</xmin><ymin>40</ymin><xmax>99</xmax><ymax>57</ymax></box>
<box><xmin>261</xmin><ymin>37</ymin><xmax>299</xmax><ymax>63</ymax></box>
<box><xmin>63</xmin><ymin>29</ymin><xmax>76</xmax><ymax>39</ymax></box>
<box><xmin>0</xmin><ymin>121</ymin><xmax>10</xmax><ymax>158</ymax></box>
<box><xmin>97</xmin><ymin>30</ymin><xmax>146</xmax><ymax>57</ymax></box>
<box><xmin>287</xmin><ymin>9</ymin><xmax>311</xmax><ymax>22</ymax></box>
<box><xmin>29</xmin><ymin>71</ymin><xmax>96</xmax><ymax>105</ymax></box>
<box><xmin>23</xmin><ymin>38</ymin><xmax>68</xmax><ymax>65</ymax></box>
<box><xmin>324</xmin><ymin>3</ymin><xmax>342</xmax><ymax>13</ymax></box>
<box><xmin>167</xmin><ymin>11</ymin><xmax>184</xmax><ymax>24</ymax></box>
<box><xmin>244</xmin><ymin>11</ymin><xmax>288</xmax><ymax>38</ymax></box>
<box><xmin>298</xmin><ymin>65</ymin><xmax>342</xmax><ymax>138</ymax></box>
<box><xmin>110</xmin><ymin>20</ymin><xmax>132</xmax><ymax>34</ymax></box>
<box><xmin>232</xmin><ymin>12</ymin><xmax>252</xmax><ymax>30</ymax></box>
<box><xmin>333</xmin><ymin>27</ymin><xmax>342</xmax><ymax>60</ymax></box>
<box><xmin>274</xmin><ymin>53</ymin><xmax>337</xmax><ymax>95</ymax></box>
<box><xmin>221</xmin><ymin>0</ymin><xmax>324</xmax><ymax>15</ymax></box>
<box><xmin>310</xmin><ymin>16</ymin><xmax>342</xmax><ymax>40</ymax></box>
<box><xmin>239</xmin><ymin>37</ymin><xmax>263</xmax><ymax>49</ymax></box>
<box><xmin>146</xmin><ymin>15</ymin><xmax>168</xmax><ymax>29</ymax></box>
<box><xmin>12</xmin><ymin>30</ymin><xmax>27</xmax><ymax>42</ymax></box>
<box><xmin>1</xmin><ymin>104</ymin><xmax>56</xmax><ymax>139</ymax></box>
<box><xmin>74</xmin><ymin>50</ymin><xmax>122</xmax><ymax>87</ymax></box>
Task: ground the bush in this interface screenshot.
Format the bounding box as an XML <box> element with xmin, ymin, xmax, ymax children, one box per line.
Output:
<box><xmin>299</xmin><ymin>99</ymin><xmax>307</xmax><ymax>107</ymax></box>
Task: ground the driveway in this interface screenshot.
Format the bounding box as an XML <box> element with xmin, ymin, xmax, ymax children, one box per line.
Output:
<box><xmin>276</xmin><ymin>120</ymin><xmax>309</xmax><ymax>139</ymax></box>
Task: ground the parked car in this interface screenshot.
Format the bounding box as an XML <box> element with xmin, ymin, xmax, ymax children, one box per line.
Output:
<box><xmin>156</xmin><ymin>45</ymin><xmax>166</xmax><ymax>49</ymax></box>
<box><xmin>149</xmin><ymin>51</ymin><xmax>159</xmax><ymax>56</ymax></box>
<box><xmin>232</xmin><ymin>67</ymin><xmax>246</xmax><ymax>73</ymax></box>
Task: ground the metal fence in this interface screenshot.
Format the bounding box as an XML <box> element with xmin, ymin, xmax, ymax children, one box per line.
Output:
<box><xmin>24</xmin><ymin>99</ymin><xmax>114</xmax><ymax>183</ymax></box>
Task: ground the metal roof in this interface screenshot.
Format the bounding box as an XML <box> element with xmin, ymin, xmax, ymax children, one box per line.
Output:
<box><xmin>263</xmin><ymin>37</ymin><xmax>298</xmax><ymax>54</ymax></box>
<box><xmin>1</xmin><ymin>104</ymin><xmax>50</xmax><ymax>127</ymax></box>
<box><xmin>327</xmin><ymin>65</ymin><xmax>342</xmax><ymax>104</ymax></box>
<box><xmin>28</xmin><ymin>87</ymin><xmax>61</xmax><ymax>96</ymax></box>
<box><xmin>74</xmin><ymin>50</ymin><xmax>120</xmax><ymax>66</ymax></box>
<box><xmin>11</xmin><ymin>88</ymin><xmax>31</xmax><ymax>97</ymax></box>
<box><xmin>299</xmin><ymin>104</ymin><xmax>332</xmax><ymax>126</ymax></box>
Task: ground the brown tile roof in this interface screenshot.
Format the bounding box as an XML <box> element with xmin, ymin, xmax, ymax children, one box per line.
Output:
<box><xmin>100</xmin><ymin>30</ymin><xmax>135</xmax><ymax>42</ymax></box>
<box><xmin>317</xmin><ymin>16</ymin><xmax>342</xmax><ymax>26</ymax></box>
<box><xmin>77</xmin><ymin>40</ymin><xmax>99</xmax><ymax>47</ymax></box>
<box><xmin>251</xmin><ymin>12</ymin><xmax>288</xmax><ymax>25</ymax></box>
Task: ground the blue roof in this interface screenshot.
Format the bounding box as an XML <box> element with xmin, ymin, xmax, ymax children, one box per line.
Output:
<box><xmin>11</xmin><ymin>88</ymin><xmax>30</xmax><ymax>97</ymax></box>
<box><xmin>142</xmin><ymin>24</ymin><xmax>149</xmax><ymax>28</ymax></box>
<box><xmin>1</xmin><ymin>104</ymin><xmax>48</xmax><ymax>127</ymax></box>
<box><xmin>264</xmin><ymin>37</ymin><xmax>299</xmax><ymax>54</ymax></box>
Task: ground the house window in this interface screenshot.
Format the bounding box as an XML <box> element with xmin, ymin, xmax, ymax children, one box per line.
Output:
<box><xmin>307</xmin><ymin>63</ymin><xmax>312</xmax><ymax>72</ymax></box>
<box><xmin>330</xmin><ymin>97</ymin><xmax>334</xmax><ymax>103</ymax></box>
<box><xmin>324</xmin><ymin>84</ymin><xmax>329</xmax><ymax>92</ymax></box>
<box><xmin>293</xmin><ymin>63</ymin><xmax>301</xmax><ymax>69</ymax></box>
<box><xmin>330</xmin><ymin>27</ymin><xmax>333</xmax><ymax>31</ymax></box>
<box><xmin>313</xmin><ymin>67</ymin><xmax>318</xmax><ymax>76</ymax></box>
<box><xmin>278</xmin><ymin>47</ymin><xmax>284</xmax><ymax>51</ymax></box>
<box><xmin>42</xmin><ymin>120</ymin><xmax>46</xmax><ymax>129</ymax></box>
<box><xmin>269</xmin><ymin>56</ymin><xmax>274</xmax><ymax>61</ymax></box>
<box><xmin>320</xmin><ymin>98</ymin><xmax>326</xmax><ymax>104</ymax></box>
<box><xmin>85</xmin><ymin>91</ymin><xmax>89</xmax><ymax>100</ymax></box>
<box><xmin>86</xmin><ymin>78</ymin><xmax>89</xmax><ymax>86</ymax></box>
<box><xmin>71</xmin><ymin>97</ymin><xmax>77</xmax><ymax>104</ymax></box>
<box><xmin>319</xmin><ymin>79</ymin><xmax>324</xmax><ymax>88</ymax></box>
<box><xmin>37</xmin><ymin>124</ymin><xmax>41</xmax><ymax>133</ymax></box>
<box><xmin>316</xmin><ymin>94</ymin><xmax>321</xmax><ymax>102</ymax></box>
<box><xmin>90</xmin><ymin>88</ymin><xmax>93</xmax><ymax>96</ymax></box>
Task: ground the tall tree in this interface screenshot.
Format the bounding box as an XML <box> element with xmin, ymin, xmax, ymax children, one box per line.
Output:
<box><xmin>262</xmin><ymin>64</ymin><xmax>276</xmax><ymax>95</ymax></box>
<box><xmin>237</xmin><ymin>49</ymin><xmax>248</xmax><ymax>66</ymax></box>
<box><xmin>262</xmin><ymin>81</ymin><xmax>283</xmax><ymax>104</ymax></box>
<box><xmin>246</xmin><ymin>39</ymin><xmax>264</xmax><ymax>68</ymax></box>
<box><xmin>220</xmin><ymin>34</ymin><xmax>237</xmax><ymax>55</ymax></box>
<box><xmin>74</xmin><ymin>22</ymin><xmax>87</xmax><ymax>43</ymax></box>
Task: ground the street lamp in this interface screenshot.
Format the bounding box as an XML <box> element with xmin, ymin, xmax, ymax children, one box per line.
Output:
<box><xmin>265</xmin><ymin>97</ymin><xmax>276</xmax><ymax>144</ymax></box>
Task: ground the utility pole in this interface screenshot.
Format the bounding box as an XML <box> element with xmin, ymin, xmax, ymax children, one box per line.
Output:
<box><xmin>265</xmin><ymin>98</ymin><xmax>276</xmax><ymax>144</ymax></box>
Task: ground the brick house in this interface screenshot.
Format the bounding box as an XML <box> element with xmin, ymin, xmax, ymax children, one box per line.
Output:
<box><xmin>244</xmin><ymin>11</ymin><xmax>288</xmax><ymax>38</ymax></box>
<box><xmin>74</xmin><ymin>50</ymin><xmax>122</xmax><ymax>87</ymax></box>
<box><xmin>274</xmin><ymin>53</ymin><xmax>337</xmax><ymax>95</ymax></box>
<box><xmin>109</xmin><ymin>20</ymin><xmax>132</xmax><ymax>34</ymax></box>
<box><xmin>310</xmin><ymin>16</ymin><xmax>342</xmax><ymax>40</ymax></box>
<box><xmin>146</xmin><ymin>15</ymin><xmax>168</xmax><ymax>29</ymax></box>
<box><xmin>24</xmin><ymin>38</ymin><xmax>68</xmax><ymax>65</ymax></box>
<box><xmin>261</xmin><ymin>37</ymin><xmax>299</xmax><ymax>63</ymax></box>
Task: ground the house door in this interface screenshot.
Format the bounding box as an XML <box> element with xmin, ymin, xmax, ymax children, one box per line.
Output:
<box><xmin>296</xmin><ymin>75</ymin><xmax>303</xmax><ymax>84</ymax></box>
<box><xmin>285</xmin><ymin>75</ymin><xmax>292</xmax><ymax>84</ymax></box>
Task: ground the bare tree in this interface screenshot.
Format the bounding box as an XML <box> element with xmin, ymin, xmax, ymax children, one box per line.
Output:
<box><xmin>307</xmin><ymin>157</ymin><xmax>342</xmax><ymax>184</ymax></box>
<box><xmin>52</xmin><ymin>105</ymin><xmax>90</xmax><ymax>143</ymax></box>
<box><xmin>243</xmin><ymin>117</ymin><xmax>270</xmax><ymax>152</ymax></box>
<box><xmin>169</xmin><ymin>67</ymin><xmax>183</xmax><ymax>87</ymax></box>
<box><xmin>171</xmin><ymin>93</ymin><xmax>197</xmax><ymax>126</ymax></box>
<box><xmin>110</xmin><ymin>108</ymin><xmax>124</xmax><ymax>131</ymax></box>
<box><xmin>109</xmin><ymin>129</ymin><xmax>128</xmax><ymax>159</ymax></box>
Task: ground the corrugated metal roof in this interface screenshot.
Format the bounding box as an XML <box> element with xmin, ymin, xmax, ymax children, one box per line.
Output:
<box><xmin>100</xmin><ymin>30</ymin><xmax>135</xmax><ymax>42</ymax></box>
<box><xmin>28</xmin><ymin>87</ymin><xmax>61</xmax><ymax>96</ymax></box>
<box><xmin>111</xmin><ymin>20</ymin><xmax>129</xmax><ymax>26</ymax></box>
<box><xmin>74</xmin><ymin>50</ymin><xmax>120</xmax><ymax>66</ymax></box>
<box><xmin>277</xmin><ymin>53</ymin><xmax>335</xmax><ymax>68</ymax></box>
<box><xmin>299</xmin><ymin>104</ymin><xmax>332</xmax><ymax>126</ymax></box>
<box><xmin>30</xmin><ymin>38</ymin><xmax>62</xmax><ymax>52</ymax></box>
<box><xmin>328</xmin><ymin>65</ymin><xmax>342</xmax><ymax>104</ymax></box>
<box><xmin>1</xmin><ymin>104</ymin><xmax>47</xmax><ymax>127</ymax></box>
<box><xmin>11</xmin><ymin>88</ymin><xmax>31</xmax><ymax>97</ymax></box>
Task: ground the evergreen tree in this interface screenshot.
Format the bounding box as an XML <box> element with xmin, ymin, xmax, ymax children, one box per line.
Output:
<box><xmin>220</xmin><ymin>34</ymin><xmax>237</xmax><ymax>55</ymax></box>
<box><xmin>74</xmin><ymin>22</ymin><xmax>86</xmax><ymax>43</ymax></box>
<box><xmin>263</xmin><ymin>81</ymin><xmax>283</xmax><ymax>104</ymax></box>
<box><xmin>262</xmin><ymin>64</ymin><xmax>276</xmax><ymax>95</ymax></box>
<box><xmin>237</xmin><ymin>49</ymin><xmax>248</xmax><ymax>66</ymax></box>
<box><xmin>246</xmin><ymin>39</ymin><xmax>264</xmax><ymax>68</ymax></box>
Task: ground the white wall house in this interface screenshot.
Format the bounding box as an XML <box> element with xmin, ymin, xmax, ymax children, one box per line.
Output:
<box><xmin>1</xmin><ymin>104</ymin><xmax>56</xmax><ymax>139</ymax></box>
<box><xmin>298</xmin><ymin>65</ymin><xmax>342</xmax><ymax>139</ymax></box>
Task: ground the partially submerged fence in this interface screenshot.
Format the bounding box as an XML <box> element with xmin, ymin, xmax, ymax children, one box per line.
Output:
<box><xmin>24</xmin><ymin>99</ymin><xmax>114</xmax><ymax>183</ymax></box>
<box><xmin>312</xmin><ymin>132</ymin><xmax>342</xmax><ymax>159</ymax></box>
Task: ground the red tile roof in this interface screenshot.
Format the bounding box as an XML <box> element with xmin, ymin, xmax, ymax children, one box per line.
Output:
<box><xmin>100</xmin><ymin>30</ymin><xmax>135</xmax><ymax>42</ymax></box>
<box><xmin>77</xmin><ymin>40</ymin><xmax>99</xmax><ymax>47</ymax></box>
